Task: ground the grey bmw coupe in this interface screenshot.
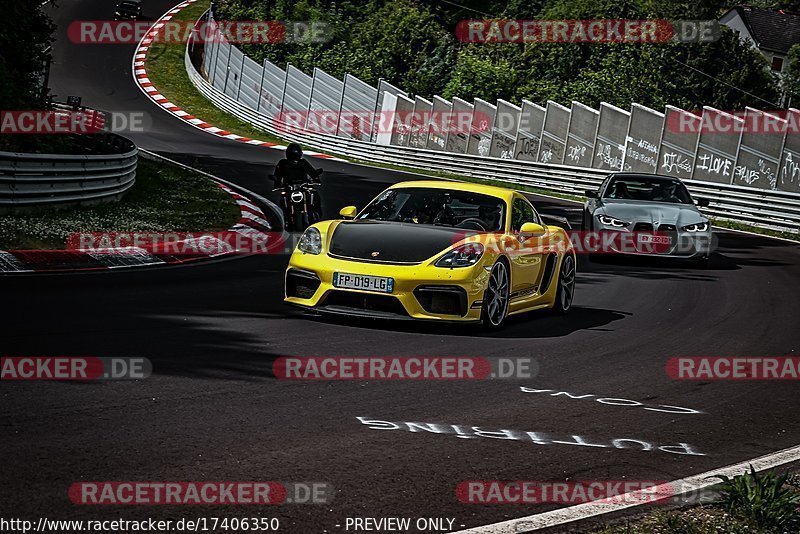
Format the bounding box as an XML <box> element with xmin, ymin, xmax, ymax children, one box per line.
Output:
<box><xmin>583</xmin><ymin>173</ymin><xmax>713</xmax><ymax>265</ymax></box>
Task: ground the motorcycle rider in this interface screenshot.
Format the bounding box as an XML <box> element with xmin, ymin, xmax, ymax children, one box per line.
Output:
<box><xmin>273</xmin><ymin>143</ymin><xmax>323</xmax><ymax>228</ymax></box>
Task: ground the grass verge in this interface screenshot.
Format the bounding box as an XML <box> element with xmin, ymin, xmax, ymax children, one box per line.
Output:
<box><xmin>144</xmin><ymin>0</ymin><xmax>284</xmax><ymax>145</ymax></box>
<box><xmin>709</xmin><ymin>217</ymin><xmax>800</xmax><ymax>242</ymax></box>
<box><xmin>0</xmin><ymin>157</ymin><xmax>240</xmax><ymax>250</ymax></box>
<box><xmin>144</xmin><ymin>1</ymin><xmax>799</xmax><ymax>243</ymax></box>
<box><xmin>593</xmin><ymin>469</ymin><xmax>800</xmax><ymax>534</ymax></box>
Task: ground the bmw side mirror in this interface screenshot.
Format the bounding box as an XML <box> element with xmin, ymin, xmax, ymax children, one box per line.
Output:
<box><xmin>339</xmin><ymin>206</ymin><xmax>357</xmax><ymax>219</ymax></box>
<box><xmin>695</xmin><ymin>197</ymin><xmax>710</xmax><ymax>207</ymax></box>
<box><xmin>585</xmin><ymin>189</ymin><xmax>598</xmax><ymax>199</ymax></box>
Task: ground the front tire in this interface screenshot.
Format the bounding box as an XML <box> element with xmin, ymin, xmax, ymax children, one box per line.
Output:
<box><xmin>552</xmin><ymin>254</ymin><xmax>576</xmax><ymax>314</ymax></box>
<box><xmin>481</xmin><ymin>260</ymin><xmax>510</xmax><ymax>329</ymax></box>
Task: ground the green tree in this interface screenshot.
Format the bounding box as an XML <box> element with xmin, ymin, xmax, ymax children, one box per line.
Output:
<box><xmin>213</xmin><ymin>0</ymin><xmax>782</xmax><ymax>112</ymax></box>
<box><xmin>442</xmin><ymin>47</ymin><xmax>518</xmax><ymax>102</ymax></box>
<box><xmin>786</xmin><ymin>44</ymin><xmax>800</xmax><ymax>107</ymax></box>
<box><xmin>0</xmin><ymin>0</ymin><xmax>55</xmax><ymax>108</ymax></box>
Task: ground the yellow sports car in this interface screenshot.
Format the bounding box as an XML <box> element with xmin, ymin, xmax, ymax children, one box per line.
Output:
<box><xmin>284</xmin><ymin>180</ymin><xmax>576</xmax><ymax>328</ymax></box>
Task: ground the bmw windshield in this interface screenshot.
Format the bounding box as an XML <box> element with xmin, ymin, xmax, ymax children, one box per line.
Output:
<box><xmin>357</xmin><ymin>188</ymin><xmax>506</xmax><ymax>232</ymax></box>
<box><xmin>603</xmin><ymin>176</ymin><xmax>693</xmax><ymax>204</ymax></box>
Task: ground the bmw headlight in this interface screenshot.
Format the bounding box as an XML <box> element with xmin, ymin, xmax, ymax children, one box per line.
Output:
<box><xmin>297</xmin><ymin>227</ymin><xmax>321</xmax><ymax>254</ymax></box>
<box><xmin>435</xmin><ymin>242</ymin><xmax>484</xmax><ymax>268</ymax></box>
<box><xmin>597</xmin><ymin>214</ymin><xmax>629</xmax><ymax>228</ymax></box>
<box><xmin>681</xmin><ymin>221</ymin><xmax>709</xmax><ymax>232</ymax></box>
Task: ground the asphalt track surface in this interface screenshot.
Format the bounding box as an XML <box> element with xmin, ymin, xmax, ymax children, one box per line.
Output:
<box><xmin>1</xmin><ymin>1</ymin><xmax>799</xmax><ymax>532</ymax></box>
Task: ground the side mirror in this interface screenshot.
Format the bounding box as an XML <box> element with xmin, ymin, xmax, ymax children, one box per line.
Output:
<box><xmin>695</xmin><ymin>197</ymin><xmax>710</xmax><ymax>207</ymax></box>
<box><xmin>585</xmin><ymin>189</ymin><xmax>599</xmax><ymax>199</ymax></box>
<box><xmin>520</xmin><ymin>222</ymin><xmax>547</xmax><ymax>239</ymax></box>
<box><xmin>339</xmin><ymin>206</ymin><xmax>357</xmax><ymax>219</ymax></box>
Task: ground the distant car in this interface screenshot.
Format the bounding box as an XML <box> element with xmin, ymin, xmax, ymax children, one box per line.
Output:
<box><xmin>285</xmin><ymin>180</ymin><xmax>577</xmax><ymax>329</ymax></box>
<box><xmin>583</xmin><ymin>173</ymin><xmax>712</xmax><ymax>265</ymax></box>
<box><xmin>114</xmin><ymin>0</ymin><xmax>142</xmax><ymax>20</ymax></box>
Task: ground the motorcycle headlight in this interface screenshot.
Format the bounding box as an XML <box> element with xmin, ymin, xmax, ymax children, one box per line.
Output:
<box><xmin>597</xmin><ymin>215</ymin><xmax>629</xmax><ymax>228</ymax></box>
<box><xmin>681</xmin><ymin>221</ymin><xmax>709</xmax><ymax>232</ymax></box>
<box><xmin>297</xmin><ymin>227</ymin><xmax>321</xmax><ymax>254</ymax></box>
<box><xmin>435</xmin><ymin>242</ymin><xmax>484</xmax><ymax>268</ymax></box>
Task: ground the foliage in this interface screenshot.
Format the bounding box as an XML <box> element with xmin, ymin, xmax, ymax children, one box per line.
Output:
<box><xmin>442</xmin><ymin>48</ymin><xmax>518</xmax><ymax>103</ymax></box>
<box><xmin>715</xmin><ymin>466</ymin><xmax>800</xmax><ymax>530</ymax></box>
<box><xmin>0</xmin><ymin>0</ymin><xmax>55</xmax><ymax>108</ymax></box>
<box><xmin>220</xmin><ymin>0</ymin><xmax>451</xmax><ymax>96</ymax></box>
<box><xmin>786</xmin><ymin>44</ymin><xmax>800</xmax><ymax>106</ymax></box>
<box><xmin>214</xmin><ymin>0</ymin><xmax>782</xmax><ymax>111</ymax></box>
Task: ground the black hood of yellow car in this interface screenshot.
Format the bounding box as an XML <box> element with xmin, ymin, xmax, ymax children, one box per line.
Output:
<box><xmin>328</xmin><ymin>220</ymin><xmax>465</xmax><ymax>263</ymax></box>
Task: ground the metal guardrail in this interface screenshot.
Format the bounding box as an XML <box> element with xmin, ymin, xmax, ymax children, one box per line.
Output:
<box><xmin>0</xmin><ymin>134</ymin><xmax>137</xmax><ymax>209</ymax></box>
<box><xmin>185</xmin><ymin>34</ymin><xmax>800</xmax><ymax>233</ymax></box>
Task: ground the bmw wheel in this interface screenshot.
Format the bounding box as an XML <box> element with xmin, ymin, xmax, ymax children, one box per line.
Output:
<box><xmin>553</xmin><ymin>254</ymin><xmax>576</xmax><ymax>314</ymax></box>
<box><xmin>481</xmin><ymin>260</ymin><xmax>510</xmax><ymax>329</ymax></box>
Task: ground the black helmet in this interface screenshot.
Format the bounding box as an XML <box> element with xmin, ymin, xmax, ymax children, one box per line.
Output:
<box><xmin>286</xmin><ymin>143</ymin><xmax>303</xmax><ymax>161</ymax></box>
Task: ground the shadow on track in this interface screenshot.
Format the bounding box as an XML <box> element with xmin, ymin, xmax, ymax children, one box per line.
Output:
<box><xmin>578</xmin><ymin>247</ymin><xmax>790</xmax><ymax>281</ymax></box>
<box><xmin>297</xmin><ymin>305</ymin><xmax>629</xmax><ymax>340</ymax></box>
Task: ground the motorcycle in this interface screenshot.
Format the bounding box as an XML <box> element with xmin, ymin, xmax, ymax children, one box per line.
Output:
<box><xmin>270</xmin><ymin>168</ymin><xmax>323</xmax><ymax>232</ymax></box>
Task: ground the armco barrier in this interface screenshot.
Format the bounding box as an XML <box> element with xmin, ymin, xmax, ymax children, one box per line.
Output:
<box><xmin>0</xmin><ymin>134</ymin><xmax>137</xmax><ymax>209</ymax></box>
<box><xmin>183</xmin><ymin>14</ymin><xmax>800</xmax><ymax>233</ymax></box>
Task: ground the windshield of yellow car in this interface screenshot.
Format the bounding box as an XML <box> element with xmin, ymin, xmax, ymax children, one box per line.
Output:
<box><xmin>357</xmin><ymin>188</ymin><xmax>506</xmax><ymax>232</ymax></box>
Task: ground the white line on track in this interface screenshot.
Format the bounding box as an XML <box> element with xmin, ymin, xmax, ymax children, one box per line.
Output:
<box><xmin>452</xmin><ymin>444</ymin><xmax>800</xmax><ymax>533</ymax></box>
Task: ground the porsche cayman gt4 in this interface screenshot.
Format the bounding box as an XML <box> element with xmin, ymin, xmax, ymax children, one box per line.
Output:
<box><xmin>284</xmin><ymin>181</ymin><xmax>576</xmax><ymax>328</ymax></box>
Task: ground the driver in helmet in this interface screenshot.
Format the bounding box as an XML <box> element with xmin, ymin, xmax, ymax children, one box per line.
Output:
<box><xmin>273</xmin><ymin>143</ymin><xmax>323</xmax><ymax>223</ymax></box>
<box><xmin>479</xmin><ymin>204</ymin><xmax>502</xmax><ymax>231</ymax></box>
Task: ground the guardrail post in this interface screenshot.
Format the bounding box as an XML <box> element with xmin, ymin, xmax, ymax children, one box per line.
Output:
<box><xmin>334</xmin><ymin>74</ymin><xmax>349</xmax><ymax>137</ymax></box>
<box><xmin>256</xmin><ymin>59</ymin><xmax>266</xmax><ymax>113</ymax></box>
<box><xmin>236</xmin><ymin>51</ymin><xmax>246</xmax><ymax>100</ymax></box>
<box><xmin>221</xmin><ymin>42</ymin><xmax>233</xmax><ymax>94</ymax></box>
<box><xmin>305</xmin><ymin>68</ymin><xmax>318</xmax><ymax>131</ymax></box>
<box><xmin>279</xmin><ymin>62</ymin><xmax>290</xmax><ymax>114</ymax></box>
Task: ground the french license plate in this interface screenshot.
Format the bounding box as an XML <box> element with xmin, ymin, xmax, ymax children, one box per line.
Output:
<box><xmin>639</xmin><ymin>234</ymin><xmax>671</xmax><ymax>245</ymax></box>
<box><xmin>333</xmin><ymin>272</ymin><xmax>394</xmax><ymax>293</ymax></box>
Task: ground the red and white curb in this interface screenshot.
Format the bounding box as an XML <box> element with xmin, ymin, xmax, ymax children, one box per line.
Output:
<box><xmin>0</xmin><ymin>184</ymin><xmax>274</xmax><ymax>274</ymax></box>
<box><xmin>132</xmin><ymin>0</ymin><xmax>345</xmax><ymax>161</ymax></box>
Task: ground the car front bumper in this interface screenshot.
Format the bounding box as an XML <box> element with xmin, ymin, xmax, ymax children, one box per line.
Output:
<box><xmin>284</xmin><ymin>251</ymin><xmax>491</xmax><ymax>322</ymax></box>
<box><xmin>591</xmin><ymin>227</ymin><xmax>713</xmax><ymax>259</ymax></box>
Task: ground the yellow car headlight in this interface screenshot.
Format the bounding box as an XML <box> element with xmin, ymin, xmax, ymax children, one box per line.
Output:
<box><xmin>435</xmin><ymin>242</ymin><xmax>484</xmax><ymax>268</ymax></box>
<box><xmin>297</xmin><ymin>227</ymin><xmax>321</xmax><ymax>254</ymax></box>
